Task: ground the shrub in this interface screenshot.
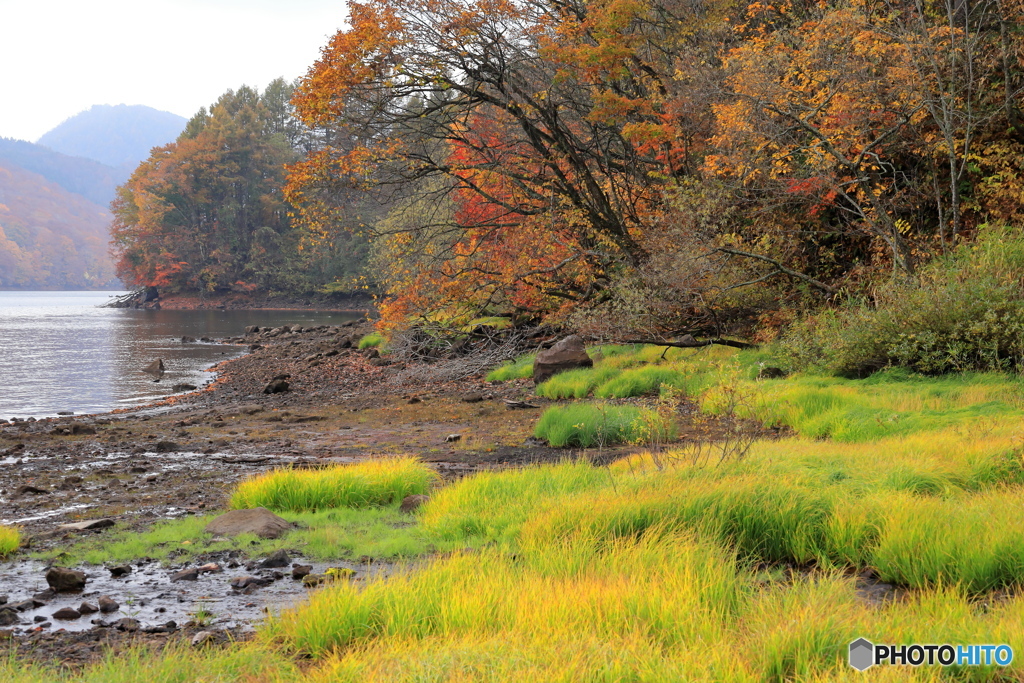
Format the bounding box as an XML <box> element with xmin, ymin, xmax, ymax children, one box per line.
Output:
<box><xmin>534</xmin><ymin>402</ymin><xmax>676</xmax><ymax>447</ymax></box>
<box><xmin>0</xmin><ymin>525</ymin><xmax>19</xmax><ymax>556</ymax></box>
<box><xmin>783</xmin><ymin>225</ymin><xmax>1024</xmax><ymax>376</ymax></box>
<box><xmin>229</xmin><ymin>457</ymin><xmax>438</xmax><ymax>512</ymax></box>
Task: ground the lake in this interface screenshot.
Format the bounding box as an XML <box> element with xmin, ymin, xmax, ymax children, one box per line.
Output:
<box><xmin>0</xmin><ymin>291</ymin><xmax>362</xmax><ymax>420</ymax></box>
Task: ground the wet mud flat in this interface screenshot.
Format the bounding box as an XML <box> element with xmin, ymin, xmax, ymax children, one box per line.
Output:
<box><xmin>0</xmin><ymin>322</ymin><xmax>584</xmax><ymax>666</ymax></box>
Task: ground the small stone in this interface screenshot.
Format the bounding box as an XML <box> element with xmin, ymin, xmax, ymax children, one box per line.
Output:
<box><xmin>259</xmin><ymin>549</ymin><xmax>290</xmax><ymax>569</ymax></box>
<box><xmin>45</xmin><ymin>567</ymin><xmax>87</xmax><ymax>592</ymax></box>
<box><xmin>301</xmin><ymin>574</ymin><xmax>324</xmax><ymax>588</ymax></box>
<box><xmin>263</xmin><ymin>379</ymin><xmax>290</xmax><ymax>394</ymax></box>
<box><xmin>0</xmin><ymin>610</ymin><xmax>18</xmax><ymax>626</ymax></box>
<box><xmin>170</xmin><ymin>567</ymin><xmax>200</xmax><ymax>582</ymax></box>
<box><xmin>98</xmin><ymin>596</ymin><xmax>119</xmax><ymax>613</ymax></box>
<box><xmin>17</xmin><ymin>485</ymin><xmax>48</xmax><ymax>496</ymax></box>
<box><xmin>33</xmin><ymin>615</ymin><xmax>46</xmax><ymax>623</ymax></box>
<box><xmin>109</xmin><ymin>565</ymin><xmax>132</xmax><ymax>578</ymax></box>
<box><xmin>191</xmin><ymin>630</ymin><xmax>215</xmax><ymax>647</ymax></box>
<box><xmin>78</xmin><ymin>602</ymin><xmax>98</xmax><ymax>615</ymax></box>
<box><xmin>291</xmin><ymin>564</ymin><xmax>312</xmax><ymax>580</ymax></box>
<box><xmin>461</xmin><ymin>394</ymin><xmax>485</xmax><ymax>403</ymax></box>
<box><xmin>114</xmin><ymin>618</ymin><xmax>140</xmax><ymax>632</ymax></box>
<box><xmin>51</xmin><ymin>607</ymin><xmax>81</xmax><ymax>620</ymax></box>
<box><xmin>154</xmin><ymin>440</ymin><xmax>180</xmax><ymax>453</ymax></box>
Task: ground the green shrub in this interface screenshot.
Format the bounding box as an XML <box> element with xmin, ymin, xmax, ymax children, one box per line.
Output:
<box><xmin>534</xmin><ymin>402</ymin><xmax>676</xmax><ymax>447</ymax></box>
<box><xmin>783</xmin><ymin>225</ymin><xmax>1024</xmax><ymax>376</ymax></box>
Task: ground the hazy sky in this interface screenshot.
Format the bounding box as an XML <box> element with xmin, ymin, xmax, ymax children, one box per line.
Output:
<box><xmin>0</xmin><ymin>0</ymin><xmax>347</xmax><ymax>142</ymax></box>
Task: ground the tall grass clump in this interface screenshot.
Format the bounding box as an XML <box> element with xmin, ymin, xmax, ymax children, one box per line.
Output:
<box><xmin>229</xmin><ymin>457</ymin><xmax>437</xmax><ymax>512</ymax></box>
<box><xmin>534</xmin><ymin>402</ymin><xmax>676</xmax><ymax>447</ymax></box>
<box><xmin>485</xmin><ymin>353</ymin><xmax>536</xmax><ymax>381</ymax></box>
<box><xmin>0</xmin><ymin>525</ymin><xmax>19</xmax><ymax>556</ymax></box>
<box><xmin>783</xmin><ymin>225</ymin><xmax>1024</xmax><ymax>376</ymax></box>
<box><xmin>358</xmin><ymin>332</ymin><xmax>383</xmax><ymax>349</ymax></box>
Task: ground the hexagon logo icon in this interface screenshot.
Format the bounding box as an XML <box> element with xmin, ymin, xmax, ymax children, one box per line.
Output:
<box><xmin>849</xmin><ymin>638</ymin><xmax>875</xmax><ymax>671</ymax></box>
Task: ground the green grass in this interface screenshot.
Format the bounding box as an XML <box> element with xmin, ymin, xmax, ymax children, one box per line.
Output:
<box><xmin>485</xmin><ymin>353</ymin><xmax>536</xmax><ymax>381</ymax></box>
<box><xmin>229</xmin><ymin>457</ymin><xmax>438</xmax><ymax>512</ymax></box>
<box><xmin>14</xmin><ymin>352</ymin><xmax>1024</xmax><ymax>680</ymax></box>
<box><xmin>34</xmin><ymin>507</ymin><xmax>438</xmax><ymax>567</ymax></box>
<box><xmin>533</xmin><ymin>401</ymin><xmax>676</xmax><ymax>447</ymax></box>
<box><xmin>358</xmin><ymin>333</ymin><xmax>383</xmax><ymax>349</ymax></box>
<box><xmin>0</xmin><ymin>525</ymin><xmax>19</xmax><ymax>556</ymax></box>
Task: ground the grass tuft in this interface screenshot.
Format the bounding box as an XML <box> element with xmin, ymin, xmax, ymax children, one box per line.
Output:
<box><xmin>0</xmin><ymin>525</ymin><xmax>19</xmax><ymax>556</ymax></box>
<box><xmin>229</xmin><ymin>457</ymin><xmax>438</xmax><ymax>512</ymax></box>
<box><xmin>358</xmin><ymin>333</ymin><xmax>383</xmax><ymax>349</ymax></box>
<box><xmin>533</xmin><ymin>402</ymin><xmax>676</xmax><ymax>447</ymax></box>
<box><xmin>485</xmin><ymin>353</ymin><xmax>536</xmax><ymax>381</ymax></box>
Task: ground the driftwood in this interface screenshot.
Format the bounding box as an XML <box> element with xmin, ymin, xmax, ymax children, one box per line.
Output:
<box><xmin>618</xmin><ymin>335</ymin><xmax>756</xmax><ymax>350</ymax></box>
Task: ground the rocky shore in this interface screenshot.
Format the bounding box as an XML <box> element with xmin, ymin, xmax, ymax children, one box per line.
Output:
<box><xmin>0</xmin><ymin>319</ymin><xmax>591</xmax><ymax>668</ymax></box>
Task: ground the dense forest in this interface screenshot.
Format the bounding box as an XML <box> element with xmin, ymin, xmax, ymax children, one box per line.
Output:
<box><xmin>113</xmin><ymin>0</ymin><xmax>1024</xmax><ymax>350</ymax></box>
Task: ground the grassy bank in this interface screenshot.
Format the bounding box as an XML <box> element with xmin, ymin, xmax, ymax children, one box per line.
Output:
<box><xmin>7</xmin><ymin>349</ymin><xmax>1024</xmax><ymax>680</ymax></box>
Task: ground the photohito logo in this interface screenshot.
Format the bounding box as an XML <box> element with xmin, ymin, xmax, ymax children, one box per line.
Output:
<box><xmin>849</xmin><ymin>639</ymin><xmax>1014</xmax><ymax>671</ymax></box>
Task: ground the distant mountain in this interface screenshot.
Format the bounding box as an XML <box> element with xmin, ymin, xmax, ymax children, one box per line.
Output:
<box><xmin>37</xmin><ymin>104</ymin><xmax>186</xmax><ymax>170</ymax></box>
<box><xmin>0</xmin><ymin>160</ymin><xmax>118</xmax><ymax>289</ymax></box>
<box><xmin>0</xmin><ymin>138</ymin><xmax>127</xmax><ymax>207</ymax></box>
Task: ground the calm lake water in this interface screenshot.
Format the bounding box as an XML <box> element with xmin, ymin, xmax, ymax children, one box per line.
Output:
<box><xmin>0</xmin><ymin>291</ymin><xmax>362</xmax><ymax>420</ymax></box>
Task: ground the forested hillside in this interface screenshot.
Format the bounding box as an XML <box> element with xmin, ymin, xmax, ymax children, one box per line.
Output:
<box><xmin>0</xmin><ymin>161</ymin><xmax>117</xmax><ymax>289</ymax></box>
<box><xmin>38</xmin><ymin>104</ymin><xmax>186</xmax><ymax>171</ymax></box>
<box><xmin>0</xmin><ymin>138</ymin><xmax>127</xmax><ymax>206</ymax></box>
<box><xmin>110</xmin><ymin>80</ymin><xmax>370</xmax><ymax>295</ymax></box>
<box><xmin>272</xmin><ymin>0</ymin><xmax>1024</xmax><ymax>340</ymax></box>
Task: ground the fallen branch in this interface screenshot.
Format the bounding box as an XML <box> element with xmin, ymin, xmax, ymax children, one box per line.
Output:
<box><xmin>715</xmin><ymin>247</ymin><xmax>838</xmax><ymax>295</ymax></box>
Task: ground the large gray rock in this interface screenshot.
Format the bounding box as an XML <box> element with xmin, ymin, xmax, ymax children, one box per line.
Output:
<box><xmin>532</xmin><ymin>335</ymin><xmax>593</xmax><ymax>385</ymax></box>
<box><xmin>45</xmin><ymin>567</ymin><xmax>87</xmax><ymax>592</ymax></box>
<box><xmin>204</xmin><ymin>508</ymin><xmax>293</xmax><ymax>539</ymax></box>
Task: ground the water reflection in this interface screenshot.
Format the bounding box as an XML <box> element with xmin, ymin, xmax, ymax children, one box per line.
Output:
<box><xmin>0</xmin><ymin>291</ymin><xmax>362</xmax><ymax>419</ymax></box>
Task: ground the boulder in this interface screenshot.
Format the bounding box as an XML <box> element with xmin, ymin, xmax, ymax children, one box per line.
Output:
<box><xmin>263</xmin><ymin>379</ymin><xmax>290</xmax><ymax>394</ymax></box>
<box><xmin>45</xmin><ymin>567</ymin><xmax>87</xmax><ymax>592</ymax></box>
<box><xmin>532</xmin><ymin>335</ymin><xmax>592</xmax><ymax>384</ymax></box>
<box><xmin>204</xmin><ymin>508</ymin><xmax>293</xmax><ymax>539</ymax></box>
<box><xmin>399</xmin><ymin>494</ymin><xmax>430</xmax><ymax>513</ymax></box>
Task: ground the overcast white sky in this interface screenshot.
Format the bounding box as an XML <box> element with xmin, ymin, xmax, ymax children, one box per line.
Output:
<box><xmin>0</xmin><ymin>0</ymin><xmax>347</xmax><ymax>142</ymax></box>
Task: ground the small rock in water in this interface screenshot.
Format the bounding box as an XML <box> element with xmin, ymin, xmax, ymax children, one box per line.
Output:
<box><xmin>172</xmin><ymin>384</ymin><xmax>197</xmax><ymax>392</ymax></box>
<box><xmin>45</xmin><ymin>567</ymin><xmax>87</xmax><ymax>592</ymax></box>
<box><xmin>181</xmin><ymin>336</ymin><xmax>196</xmax><ymax>343</ymax></box>
<box><xmin>51</xmin><ymin>607</ymin><xmax>81</xmax><ymax>621</ymax></box>
<box><xmin>78</xmin><ymin>602</ymin><xmax>98</xmax><ymax>615</ymax></box>
<box><xmin>0</xmin><ymin>610</ymin><xmax>19</xmax><ymax>626</ymax></box>
<box><xmin>259</xmin><ymin>550</ymin><xmax>291</xmax><ymax>569</ymax></box>
<box><xmin>229</xmin><ymin>576</ymin><xmax>271</xmax><ymax>590</ymax></box>
<box><xmin>109</xmin><ymin>565</ymin><xmax>132</xmax><ymax>578</ymax></box>
<box><xmin>114</xmin><ymin>618</ymin><xmax>140</xmax><ymax>632</ymax></box>
<box><xmin>170</xmin><ymin>567</ymin><xmax>200</xmax><ymax>582</ymax></box>
<box><xmin>98</xmin><ymin>596</ymin><xmax>119</xmax><ymax>613</ymax></box>
<box><xmin>143</xmin><ymin>359</ymin><xmax>165</xmax><ymax>375</ymax></box>
<box><xmin>291</xmin><ymin>564</ymin><xmax>312</xmax><ymax>580</ymax></box>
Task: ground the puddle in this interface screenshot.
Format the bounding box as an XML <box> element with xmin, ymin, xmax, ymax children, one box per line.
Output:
<box><xmin>0</xmin><ymin>557</ymin><xmax>397</xmax><ymax>634</ymax></box>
